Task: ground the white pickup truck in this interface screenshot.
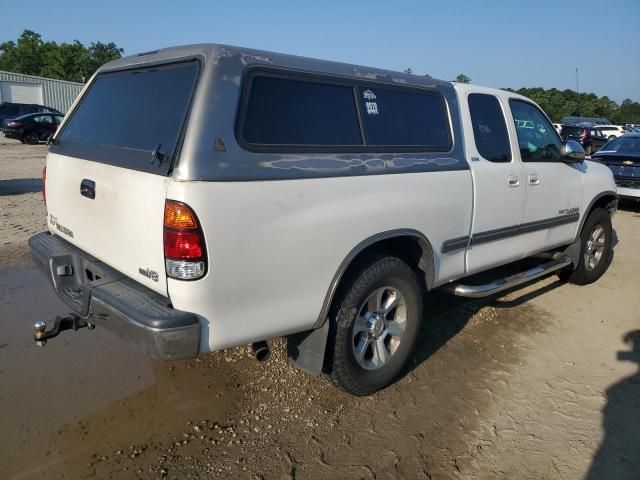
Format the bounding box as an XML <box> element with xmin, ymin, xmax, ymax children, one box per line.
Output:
<box><xmin>29</xmin><ymin>44</ymin><xmax>618</xmax><ymax>395</ymax></box>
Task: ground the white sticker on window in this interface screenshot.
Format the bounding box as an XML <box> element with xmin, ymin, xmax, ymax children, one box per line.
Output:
<box><xmin>365</xmin><ymin>102</ymin><xmax>379</xmax><ymax>115</ymax></box>
<box><xmin>363</xmin><ymin>89</ymin><xmax>376</xmax><ymax>100</ymax></box>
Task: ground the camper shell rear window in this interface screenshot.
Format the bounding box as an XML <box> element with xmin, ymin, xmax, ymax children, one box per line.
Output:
<box><xmin>52</xmin><ymin>60</ymin><xmax>200</xmax><ymax>175</ymax></box>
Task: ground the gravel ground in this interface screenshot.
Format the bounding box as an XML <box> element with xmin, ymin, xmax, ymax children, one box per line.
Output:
<box><xmin>0</xmin><ymin>140</ymin><xmax>638</xmax><ymax>479</ymax></box>
<box><xmin>0</xmin><ymin>138</ymin><xmax>47</xmax><ymax>266</ymax></box>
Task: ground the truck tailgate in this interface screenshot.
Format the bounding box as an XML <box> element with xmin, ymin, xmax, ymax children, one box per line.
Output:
<box><xmin>45</xmin><ymin>153</ymin><xmax>169</xmax><ymax>295</ymax></box>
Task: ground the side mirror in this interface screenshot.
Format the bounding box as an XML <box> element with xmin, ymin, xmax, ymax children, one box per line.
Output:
<box><xmin>561</xmin><ymin>140</ymin><xmax>585</xmax><ymax>163</ymax></box>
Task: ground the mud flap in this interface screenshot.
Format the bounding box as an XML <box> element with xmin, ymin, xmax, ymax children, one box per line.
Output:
<box><xmin>562</xmin><ymin>238</ymin><xmax>582</xmax><ymax>271</ymax></box>
<box><xmin>286</xmin><ymin>321</ymin><xmax>329</xmax><ymax>376</ymax></box>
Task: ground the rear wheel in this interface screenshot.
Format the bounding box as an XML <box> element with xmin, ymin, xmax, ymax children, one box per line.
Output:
<box><xmin>324</xmin><ymin>255</ymin><xmax>422</xmax><ymax>396</ymax></box>
<box><xmin>23</xmin><ymin>131</ymin><xmax>39</xmax><ymax>145</ymax></box>
<box><xmin>560</xmin><ymin>208</ymin><xmax>612</xmax><ymax>285</ymax></box>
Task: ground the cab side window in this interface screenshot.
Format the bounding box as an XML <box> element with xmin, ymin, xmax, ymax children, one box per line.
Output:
<box><xmin>468</xmin><ymin>94</ymin><xmax>511</xmax><ymax>162</ymax></box>
<box><xmin>509</xmin><ymin>100</ymin><xmax>562</xmax><ymax>162</ymax></box>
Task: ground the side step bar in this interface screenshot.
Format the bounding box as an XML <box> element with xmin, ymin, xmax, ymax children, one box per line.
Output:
<box><xmin>448</xmin><ymin>255</ymin><xmax>572</xmax><ymax>298</ymax></box>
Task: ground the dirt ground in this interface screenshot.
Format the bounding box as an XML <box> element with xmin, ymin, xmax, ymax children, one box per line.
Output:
<box><xmin>0</xmin><ymin>139</ymin><xmax>638</xmax><ymax>480</ymax></box>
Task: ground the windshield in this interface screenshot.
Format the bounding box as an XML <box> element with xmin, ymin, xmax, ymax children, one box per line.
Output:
<box><xmin>600</xmin><ymin>136</ymin><xmax>640</xmax><ymax>153</ymax></box>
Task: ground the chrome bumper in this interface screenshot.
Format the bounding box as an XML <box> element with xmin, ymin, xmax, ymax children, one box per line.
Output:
<box><xmin>29</xmin><ymin>232</ymin><xmax>200</xmax><ymax>360</ymax></box>
<box><xmin>616</xmin><ymin>186</ymin><xmax>640</xmax><ymax>199</ymax></box>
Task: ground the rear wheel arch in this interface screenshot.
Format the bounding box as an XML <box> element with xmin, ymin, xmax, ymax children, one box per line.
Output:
<box><xmin>314</xmin><ymin>229</ymin><xmax>434</xmax><ymax>329</ymax></box>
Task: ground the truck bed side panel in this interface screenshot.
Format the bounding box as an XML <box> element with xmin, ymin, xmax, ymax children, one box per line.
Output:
<box><xmin>166</xmin><ymin>171</ymin><xmax>472</xmax><ymax>351</ymax></box>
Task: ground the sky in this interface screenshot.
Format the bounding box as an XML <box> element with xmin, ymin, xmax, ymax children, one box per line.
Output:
<box><xmin>1</xmin><ymin>0</ymin><xmax>639</xmax><ymax>102</ymax></box>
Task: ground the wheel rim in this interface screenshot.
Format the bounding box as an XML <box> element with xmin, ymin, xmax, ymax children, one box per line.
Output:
<box><xmin>351</xmin><ymin>286</ymin><xmax>407</xmax><ymax>370</ymax></box>
<box><xmin>25</xmin><ymin>133</ymin><xmax>37</xmax><ymax>144</ymax></box>
<box><xmin>584</xmin><ymin>224</ymin><xmax>606</xmax><ymax>272</ymax></box>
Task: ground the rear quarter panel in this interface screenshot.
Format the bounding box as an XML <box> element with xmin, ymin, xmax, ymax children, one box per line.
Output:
<box><xmin>166</xmin><ymin>172</ymin><xmax>472</xmax><ymax>352</ymax></box>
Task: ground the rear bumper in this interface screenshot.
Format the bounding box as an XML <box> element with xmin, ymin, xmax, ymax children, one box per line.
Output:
<box><xmin>29</xmin><ymin>232</ymin><xmax>200</xmax><ymax>360</ymax></box>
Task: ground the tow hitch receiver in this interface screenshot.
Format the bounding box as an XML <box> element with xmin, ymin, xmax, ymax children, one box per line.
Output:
<box><xmin>33</xmin><ymin>315</ymin><xmax>94</xmax><ymax>346</ymax></box>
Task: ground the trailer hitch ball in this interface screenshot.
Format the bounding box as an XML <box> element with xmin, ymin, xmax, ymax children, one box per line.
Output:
<box><xmin>32</xmin><ymin>315</ymin><xmax>90</xmax><ymax>346</ymax></box>
<box><xmin>34</xmin><ymin>321</ymin><xmax>48</xmax><ymax>347</ymax></box>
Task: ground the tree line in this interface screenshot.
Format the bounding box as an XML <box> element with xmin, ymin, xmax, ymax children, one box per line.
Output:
<box><xmin>503</xmin><ymin>87</ymin><xmax>640</xmax><ymax>124</ymax></box>
<box><xmin>1</xmin><ymin>31</ymin><xmax>638</xmax><ymax>123</ymax></box>
<box><xmin>407</xmin><ymin>67</ymin><xmax>640</xmax><ymax>124</ymax></box>
<box><xmin>0</xmin><ymin>30</ymin><xmax>123</xmax><ymax>84</ymax></box>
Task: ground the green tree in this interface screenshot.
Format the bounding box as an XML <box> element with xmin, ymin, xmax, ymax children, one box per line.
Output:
<box><xmin>87</xmin><ymin>42</ymin><xmax>124</xmax><ymax>79</ymax></box>
<box><xmin>499</xmin><ymin>86</ymin><xmax>640</xmax><ymax>123</ymax></box>
<box><xmin>616</xmin><ymin>99</ymin><xmax>640</xmax><ymax>123</ymax></box>
<box><xmin>0</xmin><ymin>30</ymin><xmax>46</xmax><ymax>76</ymax></box>
<box><xmin>0</xmin><ymin>29</ymin><xmax>123</xmax><ymax>82</ymax></box>
<box><xmin>455</xmin><ymin>73</ymin><xmax>471</xmax><ymax>84</ymax></box>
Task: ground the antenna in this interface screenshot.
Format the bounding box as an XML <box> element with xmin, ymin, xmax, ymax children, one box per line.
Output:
<box><xmin>576</xmin><ymin>67</ymin><xmax>580</xmax><ymax>124</ymax></box>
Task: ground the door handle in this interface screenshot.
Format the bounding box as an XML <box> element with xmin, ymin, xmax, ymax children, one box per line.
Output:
<box><xmin>528</xmin><ymin>174</ymin><xmax>540</xmax><ymax>186</ymax></box>
<box><xmin>507</xmin><ymin>175</ymin><xmax>520</xmax><ymax>187</ymax></box>
<box><xmin>80</xmin><ymin>179</ymin><xmax>95</xmax><ymax>199</ymax></box>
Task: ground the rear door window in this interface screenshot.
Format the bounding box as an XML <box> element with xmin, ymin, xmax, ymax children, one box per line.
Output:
<box><xmin>468</xmin><ymin>93</ymin><xmax>511</xmax><ymax>162</ymax></box>
<box><xmin>356</xmin><ymin>86</ymin><xmax>451</xmax><ymax>149</ymax></box>
<box><xmin>239</xmin><ymin>75</ymin><xmax>362</xmax><ymax>148</ymax></box>
<box><xmin>55</xmin><ymin>61</ymin><xmax>199</xmax><ymax>174</ymax></box>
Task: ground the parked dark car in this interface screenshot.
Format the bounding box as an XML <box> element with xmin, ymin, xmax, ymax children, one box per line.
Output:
<box><xmin>2</xmin><ymin>112</ymin><xmax>64</xmax><ymax>144</ymax></box>
<box><xmin>0</xmin><ymin>102</ymin><xmax>61</xmax><ymax>128</ymax></box>
<box><xmin>559</xmin><ymin>125</ymin><xmax>608</xmax><ymax>156</ymax></box>
<box><xmin>560</xmin><ymin>116</ymin><xmax>610</xmax><ymax>126</ymax></box>
<box><xmin>592</xmin><ymin>133</ymin><xmax>640</xmax><ymax>201</ymax></box>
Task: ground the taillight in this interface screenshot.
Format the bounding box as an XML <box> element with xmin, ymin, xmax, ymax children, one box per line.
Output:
<box><xmin>163</xmin><ymin>200</ymin><xmax>206</xmax><ymax>280</ymax></box>
<box><xmin>580</xmin><ymin>129</ymin><xmax>588</xmax><ymax>141</ymax></box>
<box><xmin>42</xmin><ymin>166</ymin><xmax>46</xmax><ymax>204</ymax></box>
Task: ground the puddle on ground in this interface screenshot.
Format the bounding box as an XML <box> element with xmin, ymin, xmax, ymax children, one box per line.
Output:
<box><xmin>0</xmin><ymin>266</ymin><xmax>239</xmax><ymax>480</ymax></box>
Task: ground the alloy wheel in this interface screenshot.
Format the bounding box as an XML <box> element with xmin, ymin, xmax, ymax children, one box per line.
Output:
<box><xmin>584</xmin><ymin>224</ymin><xmax>605</xmax><ymax>271</ymax></box>
<box><xmin>351</xmin><ymin>286</ymin><xmax>407</xmax><ymax>370</ymax></box>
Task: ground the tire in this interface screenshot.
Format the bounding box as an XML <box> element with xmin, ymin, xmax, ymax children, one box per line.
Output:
<box><xmin>324</xmin><ymin>255</ymin><xmax>423</xmax><ymax>396</ymax></box>
<box><xmin>23</xmin><ymin>131</ymin><xmax>39</xmax><ymax>145</ymax></box>
<box><xmin>559</xmin><ymin>208</ymin><xmax>612</xmax><ymax>285</ymax></box>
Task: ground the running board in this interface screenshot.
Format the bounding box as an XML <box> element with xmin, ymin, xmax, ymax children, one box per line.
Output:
<box><xmin>447</xmin><ymin>255</ymin><xmax>572</xmax><ymax>298</ymax></box>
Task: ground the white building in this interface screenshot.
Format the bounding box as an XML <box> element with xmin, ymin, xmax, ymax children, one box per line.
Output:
<box><xmin>0</xmin><ymin>71</ymin><xmax>83</xmax><ymax>113</ymax></box>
